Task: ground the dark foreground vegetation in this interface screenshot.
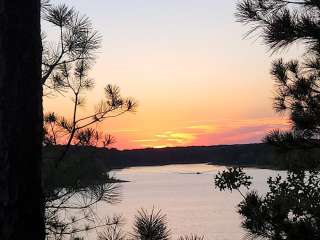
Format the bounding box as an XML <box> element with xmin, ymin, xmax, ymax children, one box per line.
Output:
<box><xmin>215</xmin><ymin>0</ymin><xmax>320</xmax><ymax>239</ymax></box>
<box><xmin>2</xmin><ymin>0</ymin><xmax>320</xmax><ymax>239</ymax></box>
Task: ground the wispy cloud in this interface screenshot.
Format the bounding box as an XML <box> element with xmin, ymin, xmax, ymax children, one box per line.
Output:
<box><xmin>152</xmin><ymin>118</ymin><xmax>288</xmax><ymax>148</ymax></box>
<box><xmin>153</xmin><ymin>132</ymin><xmax>195</xmax><ymax>145</ymax></box>
<box><xmin>133</xmin><ymin>139</ymin><xmax>158</xmax><ymax>143</ymax></box>
<box><xmin>186</xmin><ymin>124</ymin><xmax>215</xmax><ymax>131</ymax></box>
<box><xmin>191</xmin><ymin>117</ymin><xmax>290</xmax><ymax>146</ymax></box>
<box><xmin>111</xmin><ymin>117</ymin><xmax>290</xmax><ymax>149</ymax></box>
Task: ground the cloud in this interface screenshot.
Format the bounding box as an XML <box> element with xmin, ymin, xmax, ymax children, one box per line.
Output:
<box><xmin>133</xmin><ymin>139</ymin><xmax>158</xmax><ymax>143</ymax></box>
<box><xmin>131</xmin><ymin>131</ymin><xmax>198</xmax><ymax>148</ymax></box>
<box><xmin>148</xmin><ymin>118</ymin><xmax>290</xmax><ymax>148</ymax></box>
<box><xmin>111</xmin><ymin>117</ymin><xmax>290</xmax><ymax>149</ymax></box>
<box><xmin>154</xmin><ymin>132</ymin><xmax>196</xmax><ymax>145</ymax></box>
<box><xmin>186</xmin><ymin>124</ymin><xmax>215</xmax><ymax>131</ymax></box>
<box><xmin>191</xmin><ymin>118</ymin><xmax>290</xmax><ymax>146</ymax></box>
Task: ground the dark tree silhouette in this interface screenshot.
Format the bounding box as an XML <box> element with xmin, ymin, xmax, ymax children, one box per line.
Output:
<box><xmin>0</xmin><ymin>1</ymin><xmax>45</xmax><ymax>240</ymax></box>
<box><xmin>40</xmin><ymin>2</ymin><xmax>136</xmax><ymax>239</ymax></box>
<box><xmin>236</xmin><ymin>0</ymin><xmax>320</xmax><ymax>145</ymax></box>
<box><xmin>98</xmin><ymin>208</ymin><xmax>203</xmax><ymax>240</ymax></box>
<box><xmin>215</xmin><ymin>168</ymin><xmax>320</xmax><ymax>239</ymax></box>
<box><xmin>41</xmin><ymin>1</ymin><xmax>101</xmax><ymax>95</ymax></box>
<box><xmin>130</xmin><ymin>208</ymin><xmax>171</xmax><ymax>240</ymax></box>
<box><xmin>177</xmin><ymin>235</ymin><xmax>204</xmax><ymax>240</ymax></box>
<box><xmin>215</xmin><ymin>1</ymin><xmax>320</xmax><ymax>239</ymax></box>
<box><xmin>41</xmin><ymin>1</ymin><xmax>136</xmax><ymax>164</ymax></box>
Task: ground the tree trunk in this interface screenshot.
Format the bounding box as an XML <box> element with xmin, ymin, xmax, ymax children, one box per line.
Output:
<box><xmin>0</xmin><ymin>1</ymin><xmax>44</xmax><ymax>240</ymax></box>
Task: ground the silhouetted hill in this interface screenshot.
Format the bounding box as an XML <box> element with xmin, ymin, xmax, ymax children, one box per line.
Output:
<box><xmin>44</xmin><ymin>143</ymin><xmax>278</xmax><ymax>169</ymax></box>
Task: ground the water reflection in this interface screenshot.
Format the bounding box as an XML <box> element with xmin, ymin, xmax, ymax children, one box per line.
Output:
<box><xmin>95</xmin><ymin>164</ymin><xmax>282</xmax><ymax>240</ymax></box>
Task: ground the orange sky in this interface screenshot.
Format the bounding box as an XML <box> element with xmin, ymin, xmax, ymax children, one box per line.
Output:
<box><xmin>44</xmin><ymin>0</ymin><xmax>301</xmax><ymax>149</ymax></box>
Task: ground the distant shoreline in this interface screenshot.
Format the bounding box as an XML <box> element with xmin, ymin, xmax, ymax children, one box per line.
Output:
<box><xmin>114</xmin><ymin>162</ymin><xmax>280</xmax><ymax>171</ymax></box>
<box><xmin>44</xmin><ymin>143</ymin><xmax>280</xmax><ymax>169</ymax></box>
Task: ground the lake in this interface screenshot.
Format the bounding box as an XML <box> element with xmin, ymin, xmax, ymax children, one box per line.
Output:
<box><xmin>92</xmin><ymin>164</ymin><xmax>282</xmax><ymax>240</ymax></box>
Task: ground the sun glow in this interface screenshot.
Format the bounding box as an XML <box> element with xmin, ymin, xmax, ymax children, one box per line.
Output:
<box><xmin>43</xmin><ymin>0</ymin><xmax>298</xmax><ymax>150</ymax></box>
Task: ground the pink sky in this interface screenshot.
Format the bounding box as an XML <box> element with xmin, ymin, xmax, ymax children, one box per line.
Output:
<box><xmin>45</xmin><ymin>0</ymin><xmax>300</xmax><ymax>149</ymax></box>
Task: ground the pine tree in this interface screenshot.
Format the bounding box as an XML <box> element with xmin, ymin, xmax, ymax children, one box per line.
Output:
<box><xmin>0</xmin><ymin>1</ymin><xmax>45</xmax><ymax>240</ymax></box>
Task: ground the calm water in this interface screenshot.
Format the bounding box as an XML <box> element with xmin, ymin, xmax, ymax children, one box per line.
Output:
<box><xmin>94</xmin><ymin>164</ymin><xmax>281</xmax><ymax>240</ymax></box>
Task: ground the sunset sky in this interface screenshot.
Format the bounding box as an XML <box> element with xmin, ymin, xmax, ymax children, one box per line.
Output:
<box><xmin>44</xmin><ymin>0</ymin><xmax>303</xmax><ymax>149</ymax></box>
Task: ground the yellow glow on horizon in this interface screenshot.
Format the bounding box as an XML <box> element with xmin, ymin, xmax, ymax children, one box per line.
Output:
<box><xmin>153</xmin><ymin>145</ymin><xmax>171</xmax><ymax>149</ymax></box>
<box><xmin>42</xmin><ymin>0</ymin><xmax>300</xmax><ymax>150</ymax></box>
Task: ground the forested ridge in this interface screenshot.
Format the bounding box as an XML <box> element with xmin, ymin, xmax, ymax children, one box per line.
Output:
<box><xmin>44</xmin><ymin>143</ymin><xmax>304</xmax><ymax>169</ymax></box>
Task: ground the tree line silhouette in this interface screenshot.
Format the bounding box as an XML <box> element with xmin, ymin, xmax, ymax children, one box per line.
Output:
<box><xmin>1</xmin><ymin>0</ymin><xmax>320</xmax><ymax>240</ymax></box>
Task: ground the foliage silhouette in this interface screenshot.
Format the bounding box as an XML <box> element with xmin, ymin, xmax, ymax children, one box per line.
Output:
<box><xmin>41</xmin><ymin>1</ymin><xmax>136</xmax><ymax>239</ymax></box>
<box><xmin>216</xmin><ymin>169</ymin><xmax>320</xmax><ymax>239</ymax></box>
<box><xmin>97</xmin><ymin>208</ymin><xmax>204</xmax><ymax>240</ymax></box>
<box><xmin>98</xmin><ymin>225</ymin><xmax>127</xmax><ymax>240</ymax></box>
<box><xmin>214</xmin><ymin>167</ymin><xmax>252</xmax><ymax>198</ymax></box>
<box><xmin>236</xmin><ymin>0</ymin><xmax>320</xmax><ymax>147</ymax></box>
<box><xmin>130</xmin><ymin>208</ymin><xmax>171</xmax><ymax>240</ymax></box>
<box><xmin>177</xmin><ymin>235</ymin><xmax>204</xmax><ymax>240</ymax></box>
<box><xmin>215</xmin><ymin>1</ymin><xmax>320</xmax><ymax>239</ymax></box>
